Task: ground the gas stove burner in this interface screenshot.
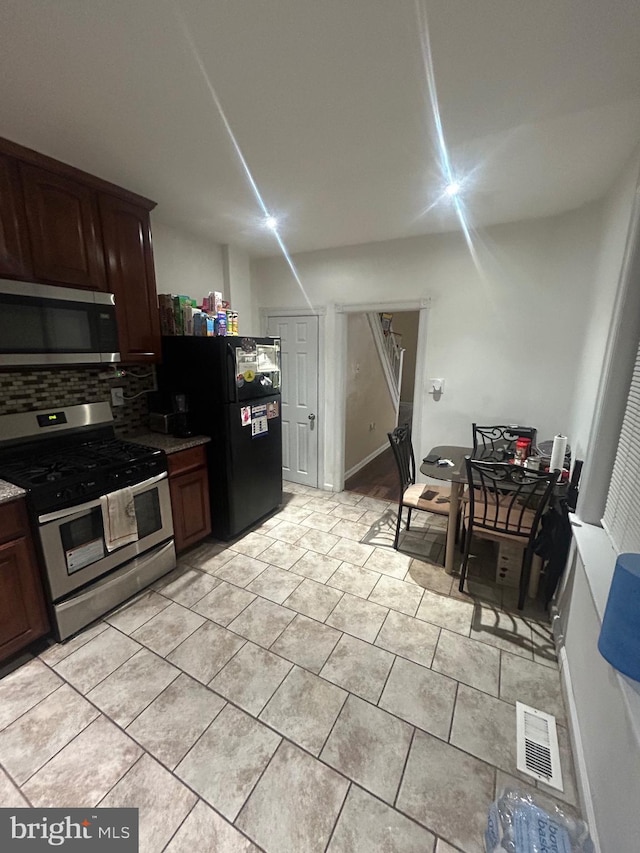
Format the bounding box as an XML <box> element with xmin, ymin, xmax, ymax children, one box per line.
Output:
<box><xmin>0</xmin><ymin>426</ymin><xmax>166</xmax><ymax>514</ymax></box>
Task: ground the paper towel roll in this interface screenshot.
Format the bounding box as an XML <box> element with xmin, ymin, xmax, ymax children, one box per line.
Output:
<box><xmin>549</xmin><ymin>434</ymin><xmax>567</xmax><ymax>471</ymax></box>
<box><xmin>598</xmin><ymin>553</ymin><xmax>640</xmax><ymax>682</ymax></box>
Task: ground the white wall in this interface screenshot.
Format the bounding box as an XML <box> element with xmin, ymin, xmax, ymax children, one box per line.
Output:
<box><xmin>151</xmin><ymin>218</ymin><xmax>225</xmax><ymax>304</ymax></box>
<box><xmin>252</xmin><ymin>204</ymin><xmax>602</xmax><ymax>480</ymax></box>
<box><xmin>567</xmin><ymin>148</ymin><xmax>640</xmax><ymax>464</ymax></box>
<box><xmin>557</xmin><ymin>541</ymin><xmax>640</xmax><ymax>852</ymax></box>
<box><xmin>223</xmin><ymin>244</ymin><xmax>257</xmax><ymax>335</ymax></box>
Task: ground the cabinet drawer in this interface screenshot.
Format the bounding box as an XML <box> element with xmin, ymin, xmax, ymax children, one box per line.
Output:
<box><xmin>0</xmin><ymin>499</ymin><xmax>28</xmax><ymax>545</ymax></box>
<box><xmin>168</xmin><ymin>445</ymin><xmax>207</xmax><ymax>477</ymax></box>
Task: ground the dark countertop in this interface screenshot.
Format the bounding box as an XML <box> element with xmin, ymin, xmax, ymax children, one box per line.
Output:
<box><xmin>0</xmin><ymin>481</ymin><xmax>27</xmax><ymax>505</ymax></box>
<box><xmin>128</xmin><ymin>432</ymin><xmax>211</xmax><ymax>455</ymax></box>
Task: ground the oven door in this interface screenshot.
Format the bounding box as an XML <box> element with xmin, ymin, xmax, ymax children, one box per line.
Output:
<box><xmin>37</xmin><ymin>473</ymin><xmax>174</xmax><ymax>601</ymax></box>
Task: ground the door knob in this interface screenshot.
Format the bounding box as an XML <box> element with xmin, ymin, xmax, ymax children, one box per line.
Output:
<box><xmin>308</xmin><ymin>414</ymin><xmax>316</xmax><ymax>420</ymax></box>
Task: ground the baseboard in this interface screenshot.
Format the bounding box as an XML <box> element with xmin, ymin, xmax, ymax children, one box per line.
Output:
<box><xmin>557</xmin><ymin>645</ymin><xmax>601</xmax><ymax>852</ymax></box>
<box><xmin>344</xmin><ymin>442</ymin><xmax>389</xmax><ymax>481</ymax></box>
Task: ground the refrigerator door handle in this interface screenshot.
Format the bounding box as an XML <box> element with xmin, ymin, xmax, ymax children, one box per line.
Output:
<box><xmin>226</xmin><ymin>342</ymin><xmax>237</xmax><ymax>402</ymax></box>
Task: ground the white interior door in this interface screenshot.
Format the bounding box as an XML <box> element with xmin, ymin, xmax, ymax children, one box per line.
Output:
<box><xmin>267</xmin><ymin>314</ymin><xmax>319</xmax><ymax>487</ymax></box>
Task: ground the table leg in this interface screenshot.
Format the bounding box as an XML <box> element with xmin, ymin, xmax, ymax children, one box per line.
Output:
<box><xmin>528</xmin><ymin>554</ymin><xmax>543</xmax><ymax>599</ymax></box>
<box><xmin>444</xmin><ymin>482</ymin><xmax>462</xmax><ymax>575</ymax></box>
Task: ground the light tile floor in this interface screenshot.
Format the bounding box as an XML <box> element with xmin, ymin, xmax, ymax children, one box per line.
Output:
<box><xmin>0</xmin><ymin>484</ymin><xmax>580</xmax><ymax>853</ymax></box>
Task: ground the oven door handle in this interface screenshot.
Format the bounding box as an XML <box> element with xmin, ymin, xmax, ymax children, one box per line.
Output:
<box><xmin>38</xmin><ymin>472</ymin><xmax>169</xmax><ymax>524</ymax></box>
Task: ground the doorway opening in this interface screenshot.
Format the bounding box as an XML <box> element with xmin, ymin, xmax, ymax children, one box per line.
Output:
<box><xmin>344</xmin><ymin>309</ymin><xmax>420</xmax><ymax>500</ymax></box>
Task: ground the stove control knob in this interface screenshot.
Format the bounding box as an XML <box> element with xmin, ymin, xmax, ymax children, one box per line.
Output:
<box><xmin>55</xmin><ymin>488</ymin><xmax>73</xmax><ymax>502</ymax></box>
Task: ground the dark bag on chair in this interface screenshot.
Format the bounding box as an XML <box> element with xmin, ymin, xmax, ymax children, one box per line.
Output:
<box><xmin>533</xmin><ymin>495</ymin><xmax>571</xmax><ymax>607</ymax></box>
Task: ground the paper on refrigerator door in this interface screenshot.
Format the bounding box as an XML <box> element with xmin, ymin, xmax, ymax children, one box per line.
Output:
<box><xmin>251</xmin><ymin>416</ymin><xmax>268</xmax><ymax>437</ymax></box>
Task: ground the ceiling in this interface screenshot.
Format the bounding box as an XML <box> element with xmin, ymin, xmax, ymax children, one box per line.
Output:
<box><xmin>2</xmin><ymin>0</ymin><xmax>640</xmax><ymax>257</ymax></box>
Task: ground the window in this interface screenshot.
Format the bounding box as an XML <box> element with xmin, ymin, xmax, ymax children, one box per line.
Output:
<box><xmin>602</xmin><ymin>338</ymin><xmax>640</xmax><ymax>552</ymax></box>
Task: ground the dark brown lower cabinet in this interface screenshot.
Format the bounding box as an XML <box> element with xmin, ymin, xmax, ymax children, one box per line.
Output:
<box><xmin>168</xmin><ymin>446</ymin><xmax>212</xmax><ymax>553</ymax></box>
<box><xmin>0</xmin><ymin>500</ymin><xmax>50</xmax><ymax>662</ymax></box>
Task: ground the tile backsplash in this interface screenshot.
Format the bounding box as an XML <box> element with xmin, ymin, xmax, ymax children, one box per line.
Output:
<box><xmin>0</xmin><ymin>366</ymin><xmax>155</xmax><ymax>436</ymax></box>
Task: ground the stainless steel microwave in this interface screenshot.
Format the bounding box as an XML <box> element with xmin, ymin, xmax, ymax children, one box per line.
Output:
<box><xmin>0</xmin><ymin>279</ymin><xmax>119</xmax><ymax>366</ymax></box>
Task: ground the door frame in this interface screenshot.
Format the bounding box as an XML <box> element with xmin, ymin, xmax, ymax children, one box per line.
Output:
<box><xmin>260</xmin><ymin>306</ymin><xmax>326</xmax><ymax>489</ymax></box>
<box><xmin>332</xmin><ymin>299</ymin><xmax>431</xmax><ymax>493</ymax></box>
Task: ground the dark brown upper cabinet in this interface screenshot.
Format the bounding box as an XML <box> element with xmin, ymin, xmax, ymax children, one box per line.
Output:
<box><xmin>100</xmin><ymin>194</ymin><xmax>160</xmax><ymax>363</ymax></box>
<box><xmin>20</xmin><ymin>163</ymin><xmax>107</xmax><ymax>290</ymax></box>
<box><xmin>0</xmin><ymin>136</ymin><xmax>161</xmax><ymax>363</ymax></box>
<box><xmin>0</xmin><ymin>153</ymin><xmax>33</xmax><ymax>278</ymax></box>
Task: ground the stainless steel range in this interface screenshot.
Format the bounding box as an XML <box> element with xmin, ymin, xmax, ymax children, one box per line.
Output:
<box><xmin>0</xmin><ymin>402</ymin><xmax>176</xmax><ymax>641</ymax></box>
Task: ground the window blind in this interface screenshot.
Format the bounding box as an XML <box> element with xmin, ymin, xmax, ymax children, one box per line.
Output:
<box><xmin>602</xmin><ymin>337</ymin><xmax>640</xmax><ymax>552</ymax></box>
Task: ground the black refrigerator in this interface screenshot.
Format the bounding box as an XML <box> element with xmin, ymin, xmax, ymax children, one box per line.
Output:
<box><xmin>158</xmin><ymin>336</ymin><xmax>283</xmax><ymax>540</ymax></box>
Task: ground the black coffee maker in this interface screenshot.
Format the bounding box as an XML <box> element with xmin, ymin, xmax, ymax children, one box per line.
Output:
<box><xmin>171</xmin><ymin>393</ymin><xmax>193</xmax><ymax>439</ymax></box>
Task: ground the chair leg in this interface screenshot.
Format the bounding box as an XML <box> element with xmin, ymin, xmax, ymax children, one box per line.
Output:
<box><xmin>458</xmin><ymin>529</ymin><xmax>473</xmax><ymax>592</ymax></box>
<box><xmin>518</xmin><ymin>544</ymin><xmax>535</xmax><ymax>610</ymax></box>
<box><xmin>458</xmin><ymin>515</ymin><xmax>466</xmax><ymax>551</ymax></box>
<box><xmin>407</xmin><ymin>508</ymin><xmax>412</xmax><ymax>531</ymax></box>
<box><xmin>394</xmin><ymin>504</ymin><xmax>403</xmax><ymax>550</ymax></box>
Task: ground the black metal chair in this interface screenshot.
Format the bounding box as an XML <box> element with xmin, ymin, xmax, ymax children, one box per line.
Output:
<box><xmin>387</xmin><ymin>425</ymin><xmax>451</xmax><ymax>550</ymax></box>
<box><xmin>460</xmin><ymin>456</ymin><xmax>558</xmax><ymax>609</ymax></box>
<box><xmin>472</xmin><ymin>424</ymin><xmax>537</xmax><ymax>461</ymax></box>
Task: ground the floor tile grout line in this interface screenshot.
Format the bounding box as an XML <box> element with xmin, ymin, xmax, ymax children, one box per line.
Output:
<box><xmin>427</xmin><ymin>626</ymin><xmax>442</xmax><ymax>669</ymax></box>
<box><xmin>0</xmin><ymin>677</ymin><xmax>64</xmax><ymax>735</ymax></box>
<box><xmin>321</xmin><ymin>780</ymin><xmax>352</xmax><ymax>853</ymax></box>
<box><xmin>38</xmin><ymin>622</ymin><xmax>110</xmax><ymax>667</ymax></box>
<box><xmin>0</xmin><ymin>761</ymin><xmax>36</xmax><ymax>808</ymax></box>
<box><xmin>447</xmin><ymin>681</ymin><xmax>460</xmax><ymax>744</ymax></box>
<box><xmin>106</xmin><ymin>591</ymin><xmax>173</xmax><ymax>635</ymax></box>
<box><xmin>393</xmin><ymin>725</ymin><xmax>417</xmax><ymax>812</ymax></box>
<box><xmin>9</xmin><ymin>699</ymin><xmax>110</xmax><ymax>794</ymax></box>
<box><xmin>158</xmin><ymin>797</ymin><xmax>200</xmax><ymax>853</ymax></box>
<box><xmin>315</xmin><ymin>688</ymin><xmax>350</xmax><ymax>759</ymax></box>
<box><xmin>4</xmin><ymin>697</ymin><xmax>101</xmax><ymax>790</ymax></box>
<box><xmin>231</xmin><ymin>737</ymin><xmax>289</xmax><ymax>832</ymax></box>
<box><xmin>53</xmin><ymin>634</ymin><xmax>142</xmax><ymax>697</ymax></box>
<box><xmin>95</xmin><ymin>750</ymin><xmax>147</xmax><ymax>807</ymax></box>
<box><xmin>193</xmin><ymin>581</ymin><xmax>259</xmax><ymax>627</ymax></box>
<box><xmin>204</xmin><ymin>635</ymin><xmax>250</xmax><ymax>689</ymax></box>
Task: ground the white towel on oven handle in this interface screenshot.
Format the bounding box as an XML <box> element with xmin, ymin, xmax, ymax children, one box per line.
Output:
<box><xmin>100</xmin><ymin>487</ymin><xmax>139</xmax><ymax>552</ymax></box>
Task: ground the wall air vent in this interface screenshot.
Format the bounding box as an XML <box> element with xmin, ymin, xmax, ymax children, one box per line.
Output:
<box><xmin>516</xmin><ymin>701</ymin><xmax>563</xmax><ymax>790</ymax></box>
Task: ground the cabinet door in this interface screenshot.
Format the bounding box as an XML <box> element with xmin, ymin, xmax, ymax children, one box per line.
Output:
<box><xmin>20</xmin><ymin>163</ymin><xmax>106</xmax><ymax>290</ymax></box>
<box><xmin>0</xmin><ymin>537</ymin><xmax>50</xmax><ymax>661</ymax></box>
<box><xmin>170</xmin><ymin>467</ymin><xmax>212</xmax><ymax>553</ymax></box>
<box><xmin>0</xmin><ymin>154</ymin><xmax>33</xmax><ymax>277</ymax></box>
<box><xmin>100</xmin><ymin>194</ymin><xmax>161</xmax><ymax>363</ymax></box>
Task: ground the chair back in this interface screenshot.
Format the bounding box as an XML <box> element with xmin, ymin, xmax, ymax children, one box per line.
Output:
<box><xmin>464</xmin><ymin>456</ymin><xmax>558</xmax><ymax>540</ymax></box>
<box><xmin>472</xmin><ymin>424</ymin><xmax>537</xmax><ymax>460</ymax></box>
<box><xmin>388</xmin><ymin>425</ymin><xmax>416</xmax><ymax>493</ymax></box>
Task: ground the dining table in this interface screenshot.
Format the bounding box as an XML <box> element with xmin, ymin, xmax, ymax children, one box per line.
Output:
<box><xmin>419</xmin><ymin>445</ymin><xmax>472</xmax><ymax>576</ymax></box>
<box><xmin>420</xmin><ymin>444</ymin><xmax>556</xmax><ymax>596</ymax></box>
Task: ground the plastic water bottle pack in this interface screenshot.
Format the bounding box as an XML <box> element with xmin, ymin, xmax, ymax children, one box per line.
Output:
<box><xmin>485</xmin><ymin>788</ymin><xmax>594</xmax><ymax>853</ymax></box>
